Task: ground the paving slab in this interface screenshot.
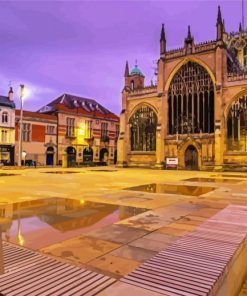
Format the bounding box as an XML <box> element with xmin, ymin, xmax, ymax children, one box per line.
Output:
<box><xmin>128</xmin><ymin>236</ymin><xmax>173</xmax><ymax>252</ymax></box>
<box><xmin>41</xmin><ymin>235</ymin><xmax>120</xmax><ymax>264</ymax></box>
<box><xmin>84</xmin><ymin>224</ymin><xmax>149</xmax><ymax>244</ymax></box>
<box><xmin>155</xmin><ymin>226</ymin><xmax>191</xmax><ymax>237</ymax></box>
<box><xmin>97</xmin><ymin>282</ymin><xmax>166</xmax><ymax>296</ymax></box>
<box><xmin>109</xmin><ymin>245</ymin><xmax>156</xmax><ymax>262</ymax></box>
<box><xmin>88</xmin><ymin>254</ymin><xmax>140</xmax><ymax>277</ymax></box>
<box><xmin>116</xmin><ymin>202</ymin><xmax>203</xmax><ymax>231</ymax></box>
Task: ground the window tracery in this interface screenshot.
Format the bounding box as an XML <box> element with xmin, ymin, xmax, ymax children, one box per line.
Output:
<box><xmin>130</xmin><ymin>106</ymin><xmax>157</xmax><ymax>151</ymax></box>
<box><xmin>168</xmin><ymin>61</ymin><xmax>214</xmax><ymax>135</ymax></box>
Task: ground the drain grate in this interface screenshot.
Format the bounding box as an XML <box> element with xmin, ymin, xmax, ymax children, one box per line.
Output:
<box><xmin>0</xmin><ymin>242</ymin><xmax>116</xmax><ymax>296</ymax></box>
<box><xmin>121</xmin><ymin>205</ymin><xmax>247</xmax><ymax>295</ymax></box>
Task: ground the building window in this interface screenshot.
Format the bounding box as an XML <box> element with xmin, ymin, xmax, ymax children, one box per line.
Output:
<box><xmin>1</xmin><ymin>130</ymin><xmax>8</xmax><ymax>143</ymax></box>
<box><xmin>116</xmin><ymin>124</ymin><xmax>120</xmax><ymax>140</ymax></box>
<box><xmin>227</xmin><ymin>95</ymin><xmax>247</xmax><ymax>152</ymax></box>
<box><xmin>244</xmin><ymin>46</ymin><xmax>247</xmax><ymax>68</ymax></box>
<box><xmin>66</xmin><ymin>118</ymin><xmax>75</xmax><ymax>137</ymax></box>
<box><xmin>168</xmin><ymin>61</ymin><xmax>214</xmax><ymax>135</ymax></box>
<box><xmin>46</xmin><ymin>125</ymin><xmax>56</xmax><ymax>134</ymax></box>
<box><xmin>101</xmin><ymin>122</ymin><xmax>108</xmax><ymax>141</ymax></box>
<box><xmin>85</xmin><ymin>120</ymin><xmax>92</xmax><ymax>138</ymax></box>
<box><xmin>2</xmin><ymin>112</ymin><xmax>8</xmax><ymax>123</ymax></box>
<box><xmin>22</xmin><ymin>123</ymin><xmax>31</xmax><ymax>142</ymax></box>
<box><xmin>130</xmin><ymin>106</ymin><xmax>157</xmax><ymax>151</ymax></box>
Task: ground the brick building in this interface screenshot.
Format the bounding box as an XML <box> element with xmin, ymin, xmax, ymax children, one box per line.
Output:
<box><xmin>118</xmin><ymin>6</ymin><xmax>247</xmax><ymax>170</ymax></box>
<box><xmin>38</xmin><ymin>93</ymin><xmax>119</xmax><ymax>166</ymax></box>
<box><xmin>15</xmin><ymin>111</ymin><xmax>57</xmax><ymax>165</ymax></box>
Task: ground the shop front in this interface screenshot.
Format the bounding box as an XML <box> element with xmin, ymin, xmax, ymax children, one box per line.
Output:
<box><xmin>0</xmin><ymin>145</ymin><xmax>14</xmax><ymax>166</ymax></box>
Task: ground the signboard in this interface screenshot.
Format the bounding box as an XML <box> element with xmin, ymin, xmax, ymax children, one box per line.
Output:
<box><xmin>166</xmin><ymin>157</ymin><xmax>178</xmax><ymax>169</ymax></box>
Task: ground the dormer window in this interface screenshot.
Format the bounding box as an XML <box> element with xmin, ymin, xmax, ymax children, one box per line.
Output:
<box><xmin>2</xmin><ymin>112</ymin><xmax>8</xmax><ymax>123</ymax></box>
<box><xmin>131</xmin><ymin>80</ymin><xmax>134</xmax><ymax>90</ymax></box>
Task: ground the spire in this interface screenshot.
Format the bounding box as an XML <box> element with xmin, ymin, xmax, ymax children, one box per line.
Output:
<box><xmin>223</xmin><ymin>19</ymin><xmax>225</xmax><ymax>32</ymax></box>
<box><xmin>160</xmin><ymin>23</ymin><xmax>166</xmax><ymax>41</ymax></box>
<box><xmin>216</xmin><ymin>5</ymin><xmax>224</xmax><ymax>41</ymax></box>
<box><xmin>186</xmin><ymin>25</ymin><xmax>192</xmax><ymax>41</ymax></box>
<box><xmin>217</xmin><ymin>5</ymin><xmax>223</xmax><ymax>25</ymax></box>
<box><xmin>239</xmin><ymin>22</ymin><xmax>243</xmax><ymax>32</ymax></box>
<box><xmin>124</xmin><ymin>61</ymin><xmax>129</xmax><ymax>77</ymax></box>
<box><xmin>160</xmin><ymin>23</ymin><xmax>166</xmax><ymax>55</ymax></box>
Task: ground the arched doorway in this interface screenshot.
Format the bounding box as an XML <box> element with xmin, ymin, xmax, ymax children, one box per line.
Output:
<box><xmin>100</xmin><ymin>148</ymin><xmax>108</xmax><ymax>162</ymax></box>
<box><xmin>83</xmin><ymin>147</ymin><xmax>93</xmax><ymax>162</ymax></box>
<box><xmin>46</xmin><ymin>147</ymin><xmax>54</xmax><ymax>165</ymax></box>
<box><xmin>185</xmin><ymin>145</ymin><xmax>198</xmax><ymax>170</ymax></box>
<box><xmin>67</xmin><ymin>146</ymin><xmax>76</xmax><ymax>167</ymax></box>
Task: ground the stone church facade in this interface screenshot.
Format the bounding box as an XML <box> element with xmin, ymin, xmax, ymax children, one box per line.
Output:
<box><xmin>118</xmin><ymin>6</ymin><xmax>247</xmax><ymax>170</ymax></box>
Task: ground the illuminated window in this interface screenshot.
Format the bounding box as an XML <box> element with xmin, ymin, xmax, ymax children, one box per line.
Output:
<box><xmin>85</xmin><ymin>120</ymin><xmax>92</xmax><ymax>138</ymax></box>
<box><xmin>1</xmin><ymin>130</ymin><xmax>8</xmax><ymax>143</ymax></box>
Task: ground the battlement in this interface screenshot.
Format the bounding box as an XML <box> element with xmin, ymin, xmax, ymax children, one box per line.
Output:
<box><xmin>128</xmin><ymin>85</ymin><xmax>157</xmax><ymax>97</ymax></box>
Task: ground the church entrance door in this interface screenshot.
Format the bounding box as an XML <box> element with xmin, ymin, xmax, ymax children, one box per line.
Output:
<box><xmin>184</xmin><ymin>145</ymin><xmax>198</xmax><ymax>170</ymax></box>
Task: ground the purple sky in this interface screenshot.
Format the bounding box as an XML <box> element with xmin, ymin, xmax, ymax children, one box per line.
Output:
<box><xmin>0</xmin><ymin>0</ymin><xmax>244</xmax><ymax>114</ymax></box>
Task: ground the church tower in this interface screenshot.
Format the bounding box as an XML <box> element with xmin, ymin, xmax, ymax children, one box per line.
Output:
<box><xmin>124</xmin><ymin>61</ymin><xmax>145</xmax><ymax>90</ymax></box>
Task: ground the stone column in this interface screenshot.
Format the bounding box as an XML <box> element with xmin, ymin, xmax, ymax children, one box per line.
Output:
<box><xmin>155</xmin><ymin>124</ymin><xmax>164</xmax><ymax>169</ymax></box>
<box><xmin>117</xmin><ymin>110</ymin><xmax>128</xmax><ymax>167</ymax></box>
<box><xmin>214</xmin><ymin>127</ymin><xmax>223</xmax><ymax>169</ymax></box>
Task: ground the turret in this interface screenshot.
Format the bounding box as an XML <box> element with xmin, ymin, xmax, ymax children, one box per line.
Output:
<box><xmin>184</xmin><ymin>25</ymin><xmax>194</xmax><ymax>54</ymax></box>
<box><xmin>8</xmin><ymin>87</ymin><xmax>14</xmax><ymax>101</ymax></box>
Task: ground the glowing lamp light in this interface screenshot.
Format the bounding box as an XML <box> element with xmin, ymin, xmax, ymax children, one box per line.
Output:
<box><xmin>17</xmin><ymin>231</ymin><xmax>24</xmax><ymax>246</ymax></box>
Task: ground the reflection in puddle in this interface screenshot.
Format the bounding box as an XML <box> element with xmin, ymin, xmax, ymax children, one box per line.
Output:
<box><xmin>0</xmin><ymin>173</ymin><xmax>19</xmax><ymax>177</ymax></box>
<box><xmin>42</xmin><ymin>171</ymin><xmax>81</xmax><ymax>174</ymax></box>
<box><xmin>125</xmin><ymin>183</ymin><xmax>215</xmax><ymax>196</ymax></box>
<box><xmin>89</xmin><ymin>170</ymin><xmax>118</xmax><ymax>172</ymax></box>
<box><xmin>184</xmin><ymin>177</ymin><xmax>241</xmax><ymax>184</ymax></box>
<box><xmin>0</xmin><ymin>198</ymin><xmax>147</xmax><ymax>250</ymax></box>
<box><xmin>211</xmin><ymin>174</ymin><xmax>247</xmax><ymax>179</ymax></box>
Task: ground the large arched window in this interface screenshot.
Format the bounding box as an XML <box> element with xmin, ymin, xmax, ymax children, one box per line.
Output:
<box><xmin>227</xmin><ymin>95</ymin><xmax>247</xmax><ymax>151</ymax></box>
<box><xmin>168</xmin><ymin>61</ymin><xmax>214</xmax><ymax>135</ymax></box>
<box><xmin>130</xmin><ymin>106</ymin><xmax>157</xmax><ymax>151</ymax></box>
<box><xmin>2</xmin><ymin>112</ymin><xmax>8</xmax><ymax>123</ymax></box>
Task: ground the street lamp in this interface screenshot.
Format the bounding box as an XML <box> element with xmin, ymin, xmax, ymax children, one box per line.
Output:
<box><xmin>18</xmin><ymin>85</ymin><xmax>25</xmax><ymax>167</ymax></box>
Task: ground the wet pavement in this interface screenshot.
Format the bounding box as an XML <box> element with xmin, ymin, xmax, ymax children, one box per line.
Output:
<box><xmin>184</xmin><ymin>177</ymin><xmax>242</xmax><ymax>183</ymax></box>
<box><xmin>0</xmin><ymin>166</ymin><xmax>247</xmax><ymax>294</ymax></box>
<box><xmin>0</xmin><ymin>198</ymin><xmax>147</xmax><ymax>249</ymax></box>
<box><xmin>125</xmin><ymin>183</ymin><xmax>215</xmax><ymax>196</ymax></box>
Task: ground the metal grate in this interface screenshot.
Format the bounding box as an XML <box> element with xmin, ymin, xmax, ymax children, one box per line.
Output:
<box><xmin>0</xmin><ymin>242</ymin><xmax>116</xmax><ymax>296</ymax></box>
<box><xmin>121</xmin><ymin>205</ymin><xmax>247</xmax><ymax>296</ymax></box>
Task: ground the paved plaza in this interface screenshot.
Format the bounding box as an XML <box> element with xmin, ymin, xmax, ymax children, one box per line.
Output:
<box><xmin>0</xmin><ymin>167</ymin><xmax>247</xmax><ymax>295</ymax></box>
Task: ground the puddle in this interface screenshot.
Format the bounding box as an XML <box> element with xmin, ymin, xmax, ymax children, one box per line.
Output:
<box><xmin>125</xmin><ymin>183</ymin><xmax>215</xmax><ymax>196</ymax></box>
<box><xmin>211</xmin><ymin>174</ymin><xmax>247</xmax><ymax>179</ymax></box>
<box><xmin>89</xmin><ymin>170</ymin><xmax>118</xmax><ymax>172</ymax></box>
<box><xmin>184</xmin><ymin>177</ymin><xmax>242</xmax><ymax>184</ymax></box>
<box><xmin>0</xmin><ymin>198</ymin><xmax>147</xmax><ymax>250</ymax></box>
<box><xmin>0</xmin><ymin>173</ymin><xmax>19</xmax><ymax>177</ymax></box>
<box><xmin>42</xmin><ymin>171</ymin><xmax>81</xmax><ymax>174</ymax></box>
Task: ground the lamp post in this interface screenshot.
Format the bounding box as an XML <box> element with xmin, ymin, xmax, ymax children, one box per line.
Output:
<box><xmin>18</xmin><ymin>85</ymin><xmax>25</xmax><ymax>167</ymax></box>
